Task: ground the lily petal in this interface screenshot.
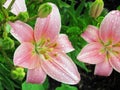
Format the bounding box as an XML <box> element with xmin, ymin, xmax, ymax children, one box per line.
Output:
<box><xmin>26</xmin><ymin>66</ymin><xmax>46</xmax><ymax>84</ymax></box>
<box><xmin>41</xmin><ymin>52</ymin><xmax>80</xmax><ymax>85</ymax></box>
<box><xmin>81</xmin><ymin>25</ymin><xmax>99</xmax><ymax>43</ymax></box>
<box><xmin>77</xmin><ymin>42</ymin><xmax>104</xmax><ymax>64</ymax></box>
<box><xmin>13</xmin><ymin>42</ymin><xmax>39</xmax><ymax>69</ymax></box>
<box><xmin>99</xmin><ymin>10</ymin><xmax>120</xmax><ymax>44</ymax></box>
<box><xmin>109</xmin><ymin>53</ymin><xmax>120</xmax><ymax>73</ymax></box>
<box><xmin>56</xmin><ymin>34</ymin><xmax>74</xmax><ymax>53</ymax></box>
<box><xmin>9</xmin><ymin>21</ymin><xmax>34</xmax><ymax>43</ymax></box>
<box><xmin>34</xmin><ymin>3</ymin><xmax>61</xmax><ymax>42</ymax></box>
<box><xmin>94</xmin><ymin>61</ymin><xmax>113</xmax><ymax>76</ymax></box>
<box><xmin>3</xmin><ymin>0</ymin><xmax>27</xmax><ymax>15</ymax></box>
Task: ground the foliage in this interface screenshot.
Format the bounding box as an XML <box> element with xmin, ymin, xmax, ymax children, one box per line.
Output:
<box><xmin>22</xmin><ymin>78</ymin><xmax>49</xmax><ymax>90</ymax></box>
<box><xmin>55</xmin><ymin>84</ymin><xmax>78</xmax><ymax>90</ymax></box>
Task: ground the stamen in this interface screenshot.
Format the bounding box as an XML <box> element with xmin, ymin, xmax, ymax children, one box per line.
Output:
<box><xmin>48</xmin><ymin>43</ymin><xmax>57</xmax><ymax>47</ymax></box>
<box><xmin>39</xmin><ymin>49</ymin><xmax>46</xmax><ymax>54</ymax></box>
<box><xmin>52</xmin><ymin>43</ymin><xmax>57</xmax><ymax>47</ymax></box>
<box><xmin>47</xmin><ymin>48</ymin><xmax>53</xmax><ymax>52</ymax></box>
<box><xmin>47</xmin><ymin>38</ymin><xmax>50</xmax><ymax>42</ymax></box>
<box><xmin>34</xmin><ymin>38</ymin><xmax>57</xmax><ymax>60</ymax></box>
<box><xmin>104</xmin><ymin>40</ymin><xmax>112</xmax><ymax>46</ymax></box>
<box><xmin>44</xmin><ymin>53</ymin><xmax>50</xmax><ymax>59</ymax></box>
<box><xmin>53</xmin><ymin>53</ymin><xmax>57</xmax><ymax>57</ymax></box>
<box><xmin>39</xmin><ymin>39</ymin><xmax>46</xmax><ymax>47</ymax></box>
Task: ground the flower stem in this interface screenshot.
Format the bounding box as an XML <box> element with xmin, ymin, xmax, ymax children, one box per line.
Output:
<box><xmin>7</xmin><ymin>0</ymin><xmax>15</xmax><ymax>11</ymax></box>
<box><xmin>25</xmin><ymin>15</ymin><xmax>38</xmax><ymax>22</ymax></box>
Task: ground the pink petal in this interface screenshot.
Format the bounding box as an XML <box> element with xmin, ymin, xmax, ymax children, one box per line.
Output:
<box><xmin>94</xmin><ymin>61</ymin><xmax>113</xmax><ymax>76</ymax></box>
<box><xmin>55</xmin><ymin>34</ymin><xmax>74</xmax><ymax>53</ymax></box>
<box><xmin>34</xmin><ymin>3</ymin><xmax>61</xmax><ymax>42</ymax></box>
<box><xmin>14</xmin><ymin>42</ymin><xmax>39</xmax><ymax>69</ymax></box>
<box><xmin>41</xmin><ymin>52</ymin><xmax>80</xmax><ymax>85</ymax></box>
<box><xmin>26</xmin><ymin>66</ymin><xmax>46</xmax><ymax>84</ymax></box>
<box><xmin>9</xmin><ymin>21</ymin><xmax>34</xmax><ymax>43</ymax></box>
<box><xmin>109</xmin><ymin>53</ymin><xmax>120</xmax><ymax>73</ymax></box>
<box><xmin>77</xmin><ymin>43</ymin><xmax>105</xmax><ymax>64</ymax></box>
<box><xmin>81</xmin><ymin>25</ymin><xmax>99</xmax><ymax>43</ymax></box>
<box><xmin>99</xmin><ymin>10</ymin><xmax>120</xmax><ymax>44</ymax></box>
<box><xmin>3</xmin><ymin>0</ymin><xmax>27</xmax><ymax>15</ymax></box>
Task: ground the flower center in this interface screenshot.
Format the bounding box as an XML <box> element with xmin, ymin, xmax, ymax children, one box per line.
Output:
<box><xmin>100</xmin><ymin>41</ymin><xmax>120</xmax><ymax>59</ymax></box>
<box><xmin>34</xmin><ymin>38</ymin><xmax>57</xmax><ymax>59</ymax></box>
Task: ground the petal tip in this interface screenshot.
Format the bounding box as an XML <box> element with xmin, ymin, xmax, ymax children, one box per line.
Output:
<box><xmin>62</xmin><ymin>74</ymin><xmax>81</xmax><ymax>85</ymax></box>
<box><xmin>94</xmin><ymin>71</ymin><xmax>111</xmax><ymax>76</ymax></box>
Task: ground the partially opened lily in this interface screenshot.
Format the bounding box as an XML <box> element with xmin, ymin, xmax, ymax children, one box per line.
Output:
<box><xmin>9</xmin><ymin>3</ymin><xmax>80</xmax><ymax>84</ymax></box>
<box><xmin>77</xmin><ymin>10</ymin><xmax>120</xmax><ymax>76</ymax></box>
<box><xmin>3</xmin><ymin>0</ymin><xmax>27</xmax><ymax>15</ymax></box>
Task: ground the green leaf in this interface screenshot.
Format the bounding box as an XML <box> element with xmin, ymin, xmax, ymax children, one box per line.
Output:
<box><xmin>0</xmin><ymin>75</ymin><xmax>15</xmax><ymax>90</ymax></box>
<box><xmin>57</xmin><ymin>0</ymin><xmax>70</xmax><ymax>8</ymax></box>
<box><xmin>22</xmin><ymin>82</ymin><xmax>45</xmax><ymax>90</ymax></box>
<box><xmin>0</xmin><ymin>0</ymin><xmax>6</xmax><ymax>5</ymax></box>
<box><xmin>76</xmin><ymin>0</ymin><xmax>85</xmax><ymax>16</ymax></box>
<box><xmin>67</xmin><ymin>26</ymin><xmax>80</xmax><ymax>34</ymax></box>
<box><xmin>0</xmin><ymin>11</ymin><xmax>4</xmax><ymax>21</ymax></box>
<box><xmin>0</xmin><ymin>64</ymin><xmax>10</xmax><ymax>74</ymax></box>
<box><xmin>0</xmin><ymin>54</ymin><xmax>5</xmax><ymax>63</ymax></box>
<box><xmin>117</xmin><ymin>5</ymin><xmax>120</xmax><ymax>10</ymax></box>
<box><xmin>0</xmin><ymin>64</ymin><xmax>15</xmax><ymax>90</ymax></box>
<box><xmin>0</xmin><ymin>81</ymin><xmax>4</xmax><ymax>90</ymax></box>
<box><xmin>55</xmin><ymin>84</ymin><xmax>78</xmax><ymax>90</ymax></box>
<box><xmin>43</xmin><ymin>77</ymin><xmax>49</xmax><ymax>90</ymax></box>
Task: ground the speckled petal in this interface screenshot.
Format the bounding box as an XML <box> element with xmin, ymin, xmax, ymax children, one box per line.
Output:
<box><xmin>99</xmin><ymin>10</ymin><xmax>120</xmax><ymax>44</ymax></box>
<box><xmin>94</xmin><ymin>61</ymin><xmax>113</xmax><ymax>76</ymax></box>
<box><xmin>34</xmin><ymin>3</ymin><xmax>61</xmax><ymax>42</ymax></box>
<box><xmin>109</xmin><ymin>53</ymin><xmax>120</xmax><ymax>73</ymax></box>
<box><xmin>26</xmin><ymin>66</ymin><xmax>46</xmax><ymax>84</ymax></box>
<box><xmin>9</xmin><ymin>21</ymin><xmax>34</xmax><ymax>43</ymax></box>
<box><xmin>41</xmin><ymin>52</ymin><xmax>80</xmax><ymax>85</ymax></box>
<box><xmin>56</xmin><ymin>34</ymin><xmax>74</xmax><ymax>53</ymax></box>
<box><xmin>77</xmin><ymin>42</ymin><xmax>105</xmax><ymax>64</ymax></box>
<box><xmin>81</xmin><ymin>25</ymin><xmax>99</xmax><ymax>43</ymax></box>
<box><xmin>13</xmin><ymin>42</ymin><xmax>39</xmax><ymax>69</ymax></box>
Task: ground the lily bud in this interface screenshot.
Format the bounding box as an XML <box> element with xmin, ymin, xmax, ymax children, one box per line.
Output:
<box><xmin>18</xmin><ymin>72</ymin><xmax>25</xmax><ymax>81</ymax></box>
<box><xmin>89</xmin><ymin>0</ymin><xmax>104</xmax><ymax>18</ymax></box>
<box><xmin>2</xmin><ymin>37</ymin><xmax>14</xmax><ymax>50</ymax></box>
<box><xmin>11</xmin><ymin>67</ymin><xmax>25</xmax><ymax>80</ymax></box>
<box><xmin>38</xmin><ymin>3</ymin><xmax>52</xmax><ymax>18</ymax></box>
<box><xmin>11</xmin><ymin>70</ymin><xmax>19</xmax><ymax>80</ymax></box>
<box><xmin>16</xmin><ymin>67</ymin><xmax>24</xmax><ymax>73</ymax></box>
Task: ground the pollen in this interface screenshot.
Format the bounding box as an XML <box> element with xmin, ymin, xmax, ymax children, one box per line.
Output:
<box><xmin>34</xmin><ymin>38</ymin><xmax>58</xmax><ymax>60</ymax></box>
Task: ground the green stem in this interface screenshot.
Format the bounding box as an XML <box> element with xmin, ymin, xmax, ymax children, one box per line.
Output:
<box><xmin>25</xmin><ymin>15</ymin><xmax>38</xmax><ymax>22</ymax></box>
<box><xmin>1</xmin><ymin>7</ymin><xmax>8</xmax><ymax>18</ymax></box>
<box><xmin>7</xmin><ymin>0</ymin><xmax>15</xmax><ymax>11</ymax></box>
<box><xmin>8</xmin><ymin>14</ymin><xmax>38</xmax><ymax>23</ymax></box>
<box><xmin>27</xmin><ymin>0</ymin><xmax>35</xmax><ymax>7</ymax></box>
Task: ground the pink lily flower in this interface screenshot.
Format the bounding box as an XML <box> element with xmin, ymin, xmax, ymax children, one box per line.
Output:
<box><xmin>3</xmin><ymin>0</ymin><xmax>27</xmax><ymax>15</ymax></box>
<box><xmin>77</xmin><ymin>10</ymin><xmax>120</xmax><ymax>76</ymax></box>
<box><xmin>9</xmin><ymin>3</ymin><xmax>80</xmax><ymax>84</ymax></box>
